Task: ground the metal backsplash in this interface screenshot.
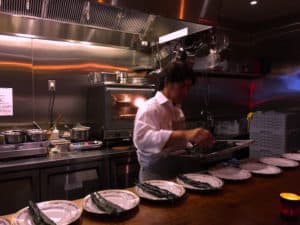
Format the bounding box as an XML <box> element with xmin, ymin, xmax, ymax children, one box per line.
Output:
<box><xmin>0</xmin><ymin>34</ymin><xmax>151</xmax><ymax>129</ymax></box>
<box><xmin>0</xmin><ymin>35</ymin><xmax>33</xmax><ymax>128</ymax></box>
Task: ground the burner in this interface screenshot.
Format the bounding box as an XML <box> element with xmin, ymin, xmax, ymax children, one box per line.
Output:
<box><xmin>0</xmin><ymin>141</ymin><xmax>49</xmax><ymax>160</ymax></box>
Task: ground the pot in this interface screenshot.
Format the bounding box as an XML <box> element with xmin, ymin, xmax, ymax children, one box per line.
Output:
<box><xmin>2</xmin><ymin>130</ymin><xmax>25</xmax><ymax>144</ymax></box>
<box><xmin>26</xmin><ymin>129</ymin><xmax>48</xmax><ymax>142</ymax></box>
<box><xmin>88</xmin><ymin>72</ymin><xmax>117</xmax><ymax>85</ymax></box>
<box><xmin>70</xmin><ymin>124</ymin><xmax>90</xmax><ymax>142</ymax></box>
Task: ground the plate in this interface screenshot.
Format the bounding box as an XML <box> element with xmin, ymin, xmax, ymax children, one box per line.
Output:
<box><xmin>282</xmin><ymin>153</ymin><xmax>300</xmax><ymax>162</ymax></box>
<box><xmin>208</xmin><ymin>166</ymin><xmax>252</xmax><ymax>181</ymax></box>
<box><xmin>0</xmin><ymin>218</ymin><xmax>10</xmax><ymax>225</ymax></box>
<box><xmin>176</xmin><ymin>173</ymin><xmax>224</xmax><ymax>191</ymax></box>
<box><xmin>83</xmin><ymin>189</ymin><xmax>140</xmax><ymax>214</ymax></box>
<box><xmin>240</xmin><ymin>161</ymin><xmax>282</xmax><ymax>175</ymax></box>
<box><xmin>135</xmin><ymin>180</ymin><xmax>186</xmax><ymax>201</ymax></box>
<box><xmin>259</xmin><ymin>157</ymin><xmax>299</xmax><ymax>168</ymax></box>
<box><xmin>13</xmin><ymin>200</ymin><xmax>82</xmax><ymax>225</ymax></box>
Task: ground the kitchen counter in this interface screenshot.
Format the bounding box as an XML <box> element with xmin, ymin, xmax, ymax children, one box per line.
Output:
<box><xmin>0</xmin><ymin>148</ymin><xmax>136</xmax><ymax>173</ymax></box>
<box><xmin>0</xmin><ymin>147</ymin><xmax>140</xmax><ymax>215</ymax></box>
<box><xmin>3</xmin><ymin>167</ymin><xmax>300</xmax><ymax>225</ymax></box>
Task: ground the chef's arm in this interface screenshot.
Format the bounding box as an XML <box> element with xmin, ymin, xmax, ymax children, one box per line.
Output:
<box><xmin>165</xmin><ymin>128</ymin><xmax>214</xmax><ymax>149</ymax></box>
<box><xmin>134</xmin><ymin>108</ymin><xmax>213</xmax><ymax>153</ymax></box>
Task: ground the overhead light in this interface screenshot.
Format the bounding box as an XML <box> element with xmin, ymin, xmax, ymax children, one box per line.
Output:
<box><xmin>250</xmin><ymin>0</ymin><xmax>258</xmax><ymax>5</ymax></box>
<box><xmin>158</xmin><ymin>27</ymin><xmax>188</xmax><ymax>44</ymax></box>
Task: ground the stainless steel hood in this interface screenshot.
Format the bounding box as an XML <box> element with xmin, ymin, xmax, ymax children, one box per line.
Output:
<box><xmin>0</xmin><ymin>13</ymin><xmax>139</xmax><ymax>48</ymax></box>
<box><xmin>100</xmin><ymin>0</ymin><xmax>221</xmax><ymax>25</ymax></box>
<box><xmin>0</xmin><ymin>0</ymin><xmax>211</xmax><ymax>48</ymax></box>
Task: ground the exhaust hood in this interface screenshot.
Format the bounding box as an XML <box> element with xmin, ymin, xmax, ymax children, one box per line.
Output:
<box><xmin>0</xmin><ymin>0</ymin><xmax>211</xmax><ymax>48</ymax></box>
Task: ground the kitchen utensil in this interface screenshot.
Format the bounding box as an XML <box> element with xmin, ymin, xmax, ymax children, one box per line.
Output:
<box><xmin>135</xmin><ymin>180</ymin><xmax>185</xmax><ymax>201</ymax></box>
<box><xmin>13</xmin><ymin>200</ymin><xmax>82</xmax><ymax>225</ymax></box>
<box><xmin>32</xmin><ymin>121</ymin><xmax>42</xmax><ymax>130</ymax></box>
<box><xmin>176</xmin><ymin>173</ymin><xmax>223</xmax><ymax>191</ymax></box>
<box><xmin>116</xmin><ymin>71</ymin><xmax>128</xmax><ymax>84</ymax></box>
<box><xmin>49</xmin><ymin>139</ymin><xmax>70</xmax><ymax>152</ymax></box>
<box><xmin>83</xmin><ymin>190</ymin><xmax>139</xmax><ymax>215</ymax></box>
<box><xmin>259</xmin><ymin>157</ymin><xmax>299</xmax><ymax>168</ymax></box>
<box><xmin>26</xmin><ymin>129</ymin><xmax>47</xmax><ymax>142</ymax></box>
<box><xmin>2</xmin><ymin>130</ymin><xmax>25</xmax><ymax>144</ymax></box>
<box><xmin>70</xmin><ymin>124</ymin><xmax>90</xmax><ymax>142</ymax></box>
<box><xmin>69</xmin><ymin>141</ymin><xmax>102</xmax><ymax>151</ymax></box>
<box><xmin>0</xmin><ymin>135</ymin><xmax>5</xmax><ymax>144</ymax></box>
<box><xmin>50</xmin><ymin>126</ymin><xmax>60</xmax><ymax>140</ymax></box>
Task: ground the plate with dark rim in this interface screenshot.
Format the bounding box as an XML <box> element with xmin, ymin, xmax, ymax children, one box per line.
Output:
<box><xmin>135</xmin><ymin>180</ymin><xmax>185</xmax><ymax>201</ymax></box>
<box><xmin>176</xmin><ymin>173</ymin><xmax>224</xmax><ymax>191</ymax></box>
<box><xmin>13</xmin><ymin>200</ymin><xmax>82</xmax><ymax>225</ymax></box>
<box><xmin>83</xmin><ymin>189</ymin><xmax>140</xmax><ymax>215</ymax></box>
<box><xmin>259</xmin><ymin>157</ymin><xmax>299</xmax><ymax>168</ymax></box>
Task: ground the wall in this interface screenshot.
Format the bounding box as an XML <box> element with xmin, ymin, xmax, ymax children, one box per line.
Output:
<box><xmin>0</xmin><ymin>34</ymin><xmax>150</xmax><ymax>129</ymax></box>
<box><xmin>249</xmin><ymin>30</ymin><xmax>300</xmax><ymax>112</ymax></box>
<box><xmin>182</xmin><ymin>76</ymin><xmax>250</xmax><ymax>121</ymax></box>
<box><xmin>0</xmin><ymin>34</ymin><xmax>254</xmax><ymax>130</ymax></box>
<box><xmin>0</xmin><ymin>35</ymin><xmax>33</xmax><ymax>128</ymax></box>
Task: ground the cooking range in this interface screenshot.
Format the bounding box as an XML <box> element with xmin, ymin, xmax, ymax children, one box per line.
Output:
<box><xmin>0</xmin><ymin>129</ymin><xmax>49</xmax><ymax>159</ymax></box>
<box><xmin>0</xmin><ymin>141</ymin><xmax>49</xmax><ymax>160</ymax></box>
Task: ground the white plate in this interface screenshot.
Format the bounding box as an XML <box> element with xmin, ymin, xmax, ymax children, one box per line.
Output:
<box><xmin>240</xmin><ymin>161</ymin><xmax>282</xmax><ymax>175</ymax></box>
<box><xmin>0</xmin><ymin>218</ymin><xmax>10</xmax><ymax>225</ymax></box>
<box><xmin>208</xmin><ymin>166</ymin><xmax>252</xmax><ymax>181</ymax></box>
<box><xmin>135</xmin><ymin>180</ymin><xmax>186</xmax><ymax>201</ymax></box>
<box><xmin>83</xmin><ymin>189</ymin><xmax>140</xmax><ymax>214</ymax></box>
<box><xmin>282</xmin><ymin>153</ymin><xmax>300</xmax><ymax>162</ymax></box>
<box><xmin>176</xmin><ymin>173</ymin><xmax>224</xmax><ymax>191</ymax></box>
<box><xmin>259</xmin><ymin>157</ymin><xmax>299</xmax><ymax>168</ymax></box>
<box><xmin>13</xmin><ymin>200</ymin><xmax>82</xmax><ymax>225</ymax></box>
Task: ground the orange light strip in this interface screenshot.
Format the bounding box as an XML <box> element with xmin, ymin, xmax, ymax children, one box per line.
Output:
<box><xmin>34</xmin><ymin>63</ymin><xmax>129</xmax><ymax>72</ymax></box>
<box><xmin>179</xmin><ymin>0</ymin><xmax>185</xmax><ymax>20</ymax></box>
<box><xmin>97</xmin><ymin>0</ymin><xmax>104</xmax><ymax>3</ymax></box>
<box><xmin>0</xmin><ymin>61</ymin><xmax>129</xmax><ymax>72</ymax></box>
<box><xmin>0</xmin><ymin>61</ymin><xmax>32</xmax><ymax>69</ymax></box>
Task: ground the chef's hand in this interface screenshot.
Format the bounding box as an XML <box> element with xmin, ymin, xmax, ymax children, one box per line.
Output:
<box><xmin>185</xmin><ymin>128</ymin><xmax>214</xmax><ymax>147</ymax></box>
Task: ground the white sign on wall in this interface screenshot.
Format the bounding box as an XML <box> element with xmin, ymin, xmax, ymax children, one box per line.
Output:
<box><xmin>0</xmin><ymin>88</ymin><xmax>13</xmax><ymax>116</ymax></box>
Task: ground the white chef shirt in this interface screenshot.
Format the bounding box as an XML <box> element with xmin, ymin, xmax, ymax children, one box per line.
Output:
<box><xmin>133</xmin><ymin>91</ymin><xmax>187</xmax><ymax>168</ymax></box>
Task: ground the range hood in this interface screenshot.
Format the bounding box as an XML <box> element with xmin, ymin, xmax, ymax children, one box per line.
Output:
<box><xmin>0</xmin><ymin>0</ymin><xmax>211</xmax><ymax>48</ymax></box>
<box><xmin>98</xmin><ymin>0</ymin><xmax>221</xmax><ymax>25</ymax></box>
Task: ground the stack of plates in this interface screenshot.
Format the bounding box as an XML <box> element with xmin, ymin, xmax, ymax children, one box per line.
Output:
<box><xmin>259</xmin><ymin>157</ymin><xmax>299</xmax><ymax>168</ymax></box>
<box><xmin>239</xmin><ymin>161</ymin><xmax>282</xmax><ymax>175</ymax></box>
<box><xmin>13</xmin><ymin>200</ymin><xmax>82</xmax><ymax>225</ymax></box>
<box><xmin>176</xmin><ymin>173</ymin><xmax>224</xmax><ymax>191</ymax></box>
<box><xmin>135</xmin><ymin>180</ymin><xmax>185</xmax><ymax>201</ymax></box>
<box><xmin>83</xmin><ymin>190</ymin><xmax>140</xmax><ymax>215</ymax></box>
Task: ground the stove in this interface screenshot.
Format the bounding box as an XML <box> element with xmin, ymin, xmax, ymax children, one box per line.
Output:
<box><xmin>0</xmin><ymin>141</ymin><xmax>49</xmax><ymax>160</ymax></box>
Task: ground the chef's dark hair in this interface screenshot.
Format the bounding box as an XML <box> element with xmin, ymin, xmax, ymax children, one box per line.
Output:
<box><xmin>157</xmin><ymin>61</ymin><xmax>196</xmax><ymax>90</ymax></box>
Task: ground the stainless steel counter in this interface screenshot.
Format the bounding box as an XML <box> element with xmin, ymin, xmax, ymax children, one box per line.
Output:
<box><xmin>0</xmin><ymin>148</ymin><xmax>136</xmax><ymax>173</ymax></box>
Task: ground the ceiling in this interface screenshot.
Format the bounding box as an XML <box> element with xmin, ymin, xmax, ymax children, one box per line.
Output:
<box><xmin>219</xmin><ymin>1</ymin><xmax>300</xmax><ymax>29</ymax></box>
<box><xmin>100</xmin><ymin>0</ymin><xmax>300</xmax><ymax>31</ymax></box>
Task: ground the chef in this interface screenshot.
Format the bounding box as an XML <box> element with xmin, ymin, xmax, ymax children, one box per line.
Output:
<box><xmin>133</xmin><ymin>61</ymin><xmax>214</xmax><ymax>181</ymax></box>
